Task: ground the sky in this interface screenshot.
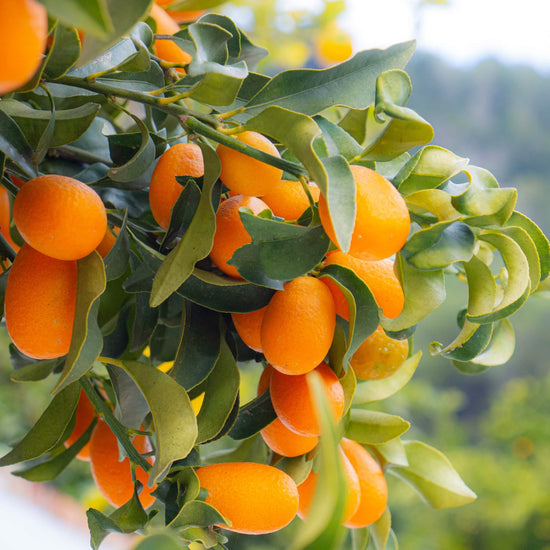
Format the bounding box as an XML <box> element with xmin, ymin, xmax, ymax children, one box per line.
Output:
<box><xmin>341</xmin><ymin>0</ymin><xmax>550</xmax><ymax>74</ymax></box>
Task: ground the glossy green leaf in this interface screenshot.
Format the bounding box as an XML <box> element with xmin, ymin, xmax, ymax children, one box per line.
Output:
<box><xmin>402</xmin><ymin>221</ymin><xmax>475</xmax><ymax>270</ymax></box>
<box><xmin>229</xmin><ymin>214</ymin><xmax>330</xmax><ymax>288</ymax></box>
<box><xmin>172</xmin><ymin>302</ymin><xmax>221</xmax><ymax>391</ymax></box>
<box><xmin>0</xmin><ymin>99</ymin><xmax>101</xmax><ymax>149</ymax></box>
<box><xmin>405</xmin><ymin>188</ymin><xmax>462</xmax><ymax>222</ymax></box>
<box><xmin>345</xmin><ymin>409</ymin><xmax>410</xmax><ymax>444</ymax></box>
<box><xmin>228</xmin><ymin>390</ymin><xmax>277</xmax><ymax>440</ymax></box>
<box><xmin>468</xmin><ymin>232</ymin><xmax>530</xmax><ymax>323</ymax></box>
<box><xmin>465</xmin><ymin>318</ymin><xmax>515</xmax><ymax>368</ymax></box>
<box><xmin>394</xmin><ymin>146</ymin><xmax>469</xmax><ymax>195</ymax></box>
<box><xmin>0</xmin><ymin>111</ymin><xmax>36</xmax><ymax>177</ymax></box>
<box><xmin>170</xmin><ymin>499</ymin><xmax>228</xmax><ymax>531</ymax></box>
<box><xmin>39</xmin><ymin>0</ymin><xmax>112</xmax><ymax>39</ymax></box>
<box><xmin>352</xmin><ymin>352</ymin><xmax>421</xmax><ymax>405</ymax></box>
<box><xmin>196</xmin><ymin>339</ymin><xmax>240</xmax><ymax>444</ymax></box>
<box><xmin>432</xmin><ymin>320</ymin><xmax>493</xmax><ymax>363</ymax></box>
<box><xmin>453</xmin><ymin>166</ymin><xmax>517</xmax><ymax>226</ymax></box>
<box><xmin>150</xmin><ymin>142</ymin><xmax>220</xmax><ymax>307</ymax></box>
<box><xmin>507</xmin><ymin>211</ymin><xmax>550</xmax><ymax>283</ymax></box>
<box><xmin>0</xmin><ymin>383</ymin><xmax>79</xmax><ymax>466</ymax></box>
<box><xmin>245</xmin><ymin>41</ymin><xmax>415</xmax><ymax>116</ymax></box>
<box><xmin>278</xmin><ymin>454</ymin><xmax>313</xmax><ymax>486</ymax></box>
<box><xmin>176</xmin><ymin>267</ymin><xmax>274</xmax><ymax>313</ymax></box>
<box><xmin>389</xmin><ymin>440</ymin><xmax>477</xmax><ymax>509</ymax></box>
<box><xmin>44</xmin><ymin>25</ymin><xmax>82</xmax><ymax>79</ymax></box>
<box><xmin>501</xmin><ymin>226</ymin><xmax>541</xmax><ymax>294</ymax></box>
<box><xmin>79</xmin><ymin>0</ymin><xmax>153</xmax><ymax>65</ymax></box>
<box><xmin>116</xmin><ymin>360</ymin><xmax>198</xmax><ymax>483</ymax></box>
<box><xmin>375</xmin><ymin>437</ymin><xmax>409</xmax><ymax>467</ymax></box>
<box><xmin>54</xmin><ymin>252</ymin><xmax>106</xmax><ymax>393</ymax></box>
<box><xmin>245</xmin><ymin>106</ymin><xmax>356</xmax><ymax>253</ymax></box>
<box><xmin>314</xmin><ymin>115</ymin><xmax>363</xmax><ymax>160</ymax></box>
<box><xmin>382</xmin><ymin>255</ymin><xmax>446</xmax><ymax>332</ymax></box>
<box><xmin>13</xmin><ymin>419</ymin><xmax>96</xmax><ymax>481</ymax></box>
<box><xmin>87</xmin><ymin>509</ymin><xmax>123</xmax><ymax>550</ymax></box>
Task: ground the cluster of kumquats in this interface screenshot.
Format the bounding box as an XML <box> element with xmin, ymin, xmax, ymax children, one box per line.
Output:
<box><xmin>146</xmin><ymin>129</ymin><xmax>412</xmax><ymax>534</ymax></box>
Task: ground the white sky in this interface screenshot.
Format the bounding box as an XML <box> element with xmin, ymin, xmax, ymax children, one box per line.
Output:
<box><xmin>341</xmin><ymin>0</ymin><xmax>550</xmax><ymax>74</ymax></box>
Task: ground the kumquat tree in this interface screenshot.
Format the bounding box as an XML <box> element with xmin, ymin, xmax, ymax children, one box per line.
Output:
<box><xmin>0</xmin><ymin>1</ymin><xmax>548</xmax><ymax>549</ymax></box>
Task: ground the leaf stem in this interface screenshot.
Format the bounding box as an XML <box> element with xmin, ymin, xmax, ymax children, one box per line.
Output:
<box><xmin>80</xmin><ymin>375</ymin><xmax>151</xmax><ymax>471</ymax></box>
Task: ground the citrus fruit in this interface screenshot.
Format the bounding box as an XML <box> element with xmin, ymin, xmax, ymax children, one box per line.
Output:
<box><xmin>5</xmin><ymin>244</ymin><xmax>77</xmax><ymax>359</ymax></box>
<box><xmin>322</xmin><ymin>251</ymin><xmax>404</xmax><ymax>320</ymax></box>
<box><xmin>209</xmin><ymin>194</ymin><xmax>270</xmax><ymax>279</ymax></box>
<box><xmin>270</xmin><ymin>362</ymin><xmax>345</xmax><ymax>436</ymax></box>
<box><xmin>318</xmin><ymin>165</ymin><xmax>410</xmax><ymax>261</ymax></box>
<box><xmin>216</xmin><ymin>131</ymin><xmax>283</xmax><ymax>196</ymax></box>
<box><xmin>195</xmin><ymin>462</ymin><xmax>299</xmax><ymax>534</ymax></box>
<box><xmin>13</xmin><ymin>174</ymin><xmax>107</xmax><ymax>261</ymax></box>
<box><xmin>261</xmin><ymin>179</ymin><xmax>320</xmax><ymax>220</ymax></box>
<box><xmin>340</xmin><ymin>437</ymin><xmax>388</xmax><ymax>528</ymax></box>
<box><xmin>231</xmin><ymin>305</ymin><xmax>267</xmax><ymax>353</ymax></box>
<box><xmin>0</xmin><ymin>186</ymin><xmax>19</xmax><ymax>251</ymax></box>
<box><xmin>64</xmin><ymin>389</ymin><xmax>96</xmax><ymax>461</ymax></box>
<box><xmin>95</xmin><ymin>226</ymin><xmax>120</xmax><ymax>258</ymax></box>
<box><xmin>0</xmin><ymin>0</ymin><xmax>48</xmax><ymax>96</ymax></box>
<box><xmin>150</xmin><ymin>4</ymin><xmax>192</xmax><ymax>69</ymax></box>
<box><xmin>258</xmin><ymin>365</ymin><xmax>319</xmax><ymax>457</ymax></box>
<box><xmin>149</xmin><ymin>142</ymin><xmax>204</xmax><ymax>230</ymax></box>
<box><xmin>90</xmin><ymin>419</ymin><xmax>156</xmax><ymax>509</ymax></box>
<box><xmin>261</xmin><ymin>276</ymin><xmax>336</xmax><ymax>375</ymax></box>
<box><xmin>155</xmin><ymin>0</ymin><xmax>205</xmax><ymax>23</ymax></box>
<box><xmin>315</xmin><ymin>23</ymin><xmax>353</xmax><ymax>66</ymax></box>
<box><xmin>351</xmin><ymin>325</ymin><xmax>409</xmax><ymax>380</ymax></box>
<box><xmin>297</xmin><ymin>448</ymin><xmax>360</xmax><ymax>523</ymax></box>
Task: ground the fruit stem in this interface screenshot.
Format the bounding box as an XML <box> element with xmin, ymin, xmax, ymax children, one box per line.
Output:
<box><xmin>80</xmin><ymin>375</ymin><xmax>152</xmax><ymax>471</ymax></box>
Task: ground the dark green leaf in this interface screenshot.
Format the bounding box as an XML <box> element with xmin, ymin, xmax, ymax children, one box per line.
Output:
<box><xmin>0</xmin><ymin>111</ymin><xmax>36</xmax><ymax>177</ymax></box>
<box><xmin>228</xmin><ymin>390</ymin><xmax>277</xmax><ymax>440</ymax></box>
<box><xmin>87</xmin><ymin>508</ymin><xmax>123</xmax><ymax>550</ymax></box>
<box><xmin>44</xmin><ymin>24</ymin><xmax>82</xmax><ymax>79</ymax></box>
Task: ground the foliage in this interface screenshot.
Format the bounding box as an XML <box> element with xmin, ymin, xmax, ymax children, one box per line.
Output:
<box><xmin>0</xmin><ymin>1</ymin><xmax>548</xmax><ymax>549</ymax></box>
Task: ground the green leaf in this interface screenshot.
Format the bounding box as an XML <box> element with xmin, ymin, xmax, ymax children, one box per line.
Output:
<box><xmin>345</xmin><ymin>409</ymin><xmax>410</xmax><ymax>444</ymax></box>
<box><xmin>245</xmin><ymin>107</ymin><xmax>356</xmax><ymax>252</ymax></box>
<box><xmin>375</xmin><ymin>437</ymin><xmax>409</xmax><ymax>467</ymax></box>
<box><xmin>0</xmin><ymin>99</ymin><xmax>101</xmax><ymax>149</ymax></box>
<box><xmin>452</xmin><ymin>166</ymin><xmax>517</xmax><ymax>226</ymax></box>
<box><xmin>501</xmin><ymin>226</ymin><xmax>541</xmax><ymax>294</ymax></box>
<box><xmin>389</xmin><ymin>440</ymin><xmax>477</xmax><ymax>509</ymax></box>
<box><xmin>54</xmin><ymin>252</ymin><xmax>106</xmax><ymax>393</ymax></box>
<box><xmin>176</xmin><ymin>267</ymin><xmax>274</xmax><ymax>313</ymax></box>
<box><xmin>394</xmin><ymin>146</ymin><xmax>469</xmax><ymax>195</ymax></box>
<box><xmin>0</xmin><ymin>383</ymin><xmax>79</xmax><ymax>466</ymax></box>
<box><xmin>370</xmin><ymin>507</ymin><xmax>393</xmax><ymax>550</ymax></box>
<box><xmin>228</xmin><ymin>390</ymin><xmax>277</xmax><ymax>440</ymax></box>
<box><xmin>78</xmin><ymin>0</ymin><xmax>153</xmax><ymax>65</ymax></box>
<box><xmin>314</xmin><ymin>115</ymin><xmax>363</xmax><ymax>161</ymax></box>
<box><xmin>229</xmin><ymin>214</ymin><xmax>330</xmax><ymax>288</ymax></box>
<box><xmin>351</xmin><ymin>528</ymin><xmax>370</xmax><ymax>550</ymax></box>
<box><xmin>13</xmin><ymin>419</ymin><xmax>96</xmax><ymax>481</ymax></box>
<box><xmin>401</xmin><ymin>221</ymin><xmax>475</xmax><ymax>270</ymax></box>
<box><xmin>39</xmin><ymin>0</ymin><xmax>113</xmax><ymax>39</ymax></box>
<box><xmin>352</xmin><ymin>352</ymin><xmax>421</xmax><ymax>405</ymax></box>
<box><xmin>382</xmin><ymin>255</ymin><xmax>446</xmax><ymax>332</ymax></box>
<box><xmin>44</xmin><ymin>24</ymin><xmax>82</xmax><ymax>79</ymax></box>
<box><xmin>172</xmin><ymin>302</ymin><xmax>221</xmax><ymax>391</ymax></box>
<box><xmin>245</xmin><ymin>41</ymin><xmax>415</xmax><ymax>116</ymax></box>
<box><xmin>196</xmin><ymin>338</ymin><xmax>240</xmax><ymax>444</ymax></box>
<box><xmin>166</xmin><ymin>0</ymin><xmax>226</xmax><ymax>10</ymax></box>
<box><xmin>150</xmin><ymin>142</ymin><xmax>220</xmax><ymax>307</ymax></box>
<box><xmin>87</xmin><ymin>508</ymin><xmax>123</xmax><ymax>550</ymax></box>
<box><xmin>116</xmin><ymin>360</ymin><xmax>198</xmax><ymax>483</ymax></box>
<box><xmin>405</xmin><ymin>188</ymin><xmax>461</xmax><ymax>222</ymax></box>
<box><xmin>131</xmin><ymin>533</ymin><xmax>185</xmax><ymax>550</ymax></box>
<box><xmin>467</xmin><ymin>231</ymin><xmax>531</xmax><ymax>323</ymax></box>
<box><xmin>0</xmin><ymin>111</ymin><xmax>36</xmax><ymax>177</ymax></box>
<box><xmin>169</xmin><ymin>500</ymin><xmax>228</xmax><ymax>530</ymax></box>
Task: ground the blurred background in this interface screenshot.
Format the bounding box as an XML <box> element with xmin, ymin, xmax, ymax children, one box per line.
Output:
<box><xmin>2</xmin><ymin>1</ymin><xmax>550</xmax><ymax>548</ymax></box>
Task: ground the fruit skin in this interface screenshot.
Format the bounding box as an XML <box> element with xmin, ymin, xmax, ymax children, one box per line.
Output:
<box><xmin>318</xmin><ymin>165</ymin><xmax>410</xmax><ymax>261</ymax></box>
<box><xmin>340</xmin><ymin>438</ymin><xmax>388</xmax><ymax>528</ymax></box>
<box><xmin>150</xmin><ymin>4</ymin><xmax>192</xmax><ymax>69</ymax></box>
<box><xmin>351</xmin><ymin>325</ymin><xmax>409</xmax><ymax>380</ymax></box>
<box><xmin>216</xmin><ymin>131</ymin><xmax>283</xmax><ymax>196</ymax></box>
<box><xmin>5</xmin><ymin>244</ymin><xmax>77</xmax><ymax>359</ymax></box>
<box><xmin>231</xmin><ymin>305</ymin><xmax>268</xmax><ymax>353</ymax></box>
<box><xmin>90</xmin><ymin>419</ymin><xmax>156</xmax><ymax>509</ymax></box>
<box><xmin>13</xmin><ymin>175</ymin><xmax>107</xmax><ymax>261</ymax></box>
<box><xmin>155</xmin><ymin>0</ymin><xmax>205</xmax><ymax>23</ymax></box>
<box><xmin>0</xmin><ymin>0</ymin><xmax>48</xmax><ymax>95</ymax></box>
<box><xmin>261</xmin><ymin>179</ymin><xmax>320</xmax><ymax>220</ymax></box>
<box><xmin>0</xmin><ymin>186</ymin><xmax>19</xmax><ymax>251</ymax></box>
<box><xmin>149</xmin><ymin>143</ymin><xmax>204</xmax><ymax>230</ymax></box>
<box><xmin>297</xmin><ymin>448</ymin><xmax>360</xmax><ymax>523</ymax></box>
<box><xmin>209</xmin><ymin>194</ymin><xmax>271</xmax><ymax>279</ymax></box>
<box><xmin>95</xmin><ymin>226</ymin><xmax>120</xmax><ymax>259</ymax></box>
<box><xmin>64</xmin><ymin>390</ymin><xmax>96</xmax><ymax>461</ymax></box>
<box><xmin>195</xmin><ymin>462</ymin><xmax>299</xmax><ymax>535</ymax></box>
<box><xmin>261</xmin><ymin>276</ymin><xmax>336</xmax><ymax>375</ymax></box>
<box><xmin>258</xmin><ymin>365</ymin><xmax>319</xmax><ymax>457</ymax></box>
<box><xmin>323</xmin><ymin>251</ymin><xmax>404</xmax><ymax>320</ymax></box>
<box><xmin>270</xmin><ymin>362</ymin><xmax>345</xmax><ymax>436</ymax></box>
